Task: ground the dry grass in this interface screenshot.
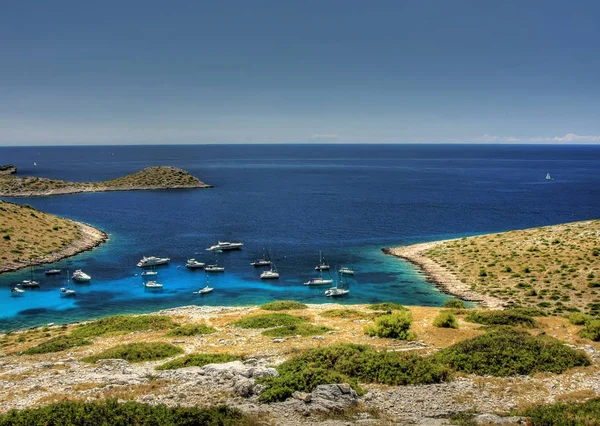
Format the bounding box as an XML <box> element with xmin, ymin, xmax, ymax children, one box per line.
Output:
<box><xmin>425</xmin><ymin>219</ymin><xmax>600</xmax><ymax>315</ymax></box>
<box><xmin>0</xmin><ymin>201</ymin><xmax>80</xmax><ymax>264</ymax></box>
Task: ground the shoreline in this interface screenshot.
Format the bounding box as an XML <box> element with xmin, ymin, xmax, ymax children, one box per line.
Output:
<box><xmin>383</xmin><ymin>241</ymin><xmax>507</xmax><ymax>310</ymax></box>
<box><xmin>0</xmin><ymin>183</ymin><xmax>212</xmax><ymax>198</ymax></box>
<box><xmin>0</xmin><ymin>221</ymin><xmax>108</xmax><ymax>275</ymax></box>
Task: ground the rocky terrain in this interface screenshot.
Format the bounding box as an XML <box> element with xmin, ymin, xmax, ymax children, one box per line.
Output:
<box><xmin>0</xmin><ymin>166</ymin><xmax>211</xmax><ymax>197</ymax></box>
<box><xmin>1</xmin><ymin>304</ymin><xmax>599</xmax><ymax>425</ymax></box>
<box><xmin>0</xmin><ymin>165</ymin><xmax>17</xmax><ymax>175</ymax></box>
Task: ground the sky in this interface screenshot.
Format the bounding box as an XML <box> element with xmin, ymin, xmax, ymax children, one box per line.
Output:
<box><xmin>1</xmin><ymin>0</ymin><xmax>599</xmax><ymax>145</ymax></box>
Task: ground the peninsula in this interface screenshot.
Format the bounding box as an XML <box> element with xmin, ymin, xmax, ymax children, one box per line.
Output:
<box><xmin>0</xmin><ymin>200</ymin><xmax>107</xmax><ymax>274</ymax></box>
<box><xmin>0</xmin><ymin>166</ymin><xmax>211</xmax><ymax>197</ymax></box>
<box><xmin>386</xmin><ymin>219</ymin><xmax>600</xmax><ymax>315</ymax></box>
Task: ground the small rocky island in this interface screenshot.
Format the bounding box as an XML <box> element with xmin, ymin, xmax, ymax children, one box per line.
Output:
<box><xmin>0</xmin><ymin>164</ymin><xmax>17</xmax><ymax>175</ymax></box>
<box><xmin>0</xmin><ymin>166</ymin><xmax>211</xmax><ymax>197</ymax></box>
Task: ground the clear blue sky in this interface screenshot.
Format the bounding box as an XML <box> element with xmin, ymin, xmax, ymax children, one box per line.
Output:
<box><xmin>1</xmin><ymin>0</ymin><xmax>599</xmax><ymax>145</ymax></box>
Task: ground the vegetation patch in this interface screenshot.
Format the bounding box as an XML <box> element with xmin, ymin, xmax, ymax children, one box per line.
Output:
<box><xmin>82</xmin><ymin>342</ymin><xmax>183</xmax><ymax>364</ymax></box>
<box><xmin>568</xmin><ymin>312</ymin><xmax>592</xmax><ymax>326</ymax></box>
<box><xmin>433</xmin><ymin>311</ymin><xmax>459</xmax><ymax>329</ymax></box>
<box><xmin>262</xmin><ymin>323</ymin><xmax>331</xmax><ymax>337</ymax></box>
<box><xmin>0</xmin><ymin>400</ymin><xmax>251</xmax><ymax>426</ymax></box>
<box><xmin>579</xmin><ymin>320</ymin><xmax>600</xmax><ymax>341</ymax></box>
<box><xmin>157</xmin><ymin>353</ymin><xmax>240</xmax><ymax>370</ymax></box>
<box><xmin>320</xmin><ymin>309</ymin><xmax>376</xmax><ymax>319</ymax></box>
<box><xmin>165</xmin><ymin>323</ymin><xmax>216</xmax><ymax>337</ymax></box>
<box><xmin>364</xmin><ymin>311</ymin><xmax>415</xmax><ymax>340</ymax></box>
<box><xmin>519</xmin><ymin>397</ymin><xmax>600</xmax><ymax>425</ymax></box>
<box><xmin>443</xmin><ymin>299</ymin><xmax>466</xmax><ymax>309</ymax></box>
<box><xmin>464</xmin><ymin>309</ymin><xmax>538</xmax><ymax>327</ymax></box>
<box><xmin>23</xmin><ymin>335</ymin><xmax>92</xmax><ymax>355</ymax></box>
<box><xmin>257</xmin><ymin>343</ymin><xmax>451</xmax><ymax>403</ymax></box>
<box><xmin>230</xmin><ymin>313</ymin><xmax>306</xmax><ymax>329</ymax></box>
<box><xmin>367</xmin><ymin>302</ymin><xmax>408</xmax><ymax>311</ymax></box>
<box><xmin>259</xmin><ymin>300</ymin><xmax>308</xmax><ymax>311</ymax></box>
<box><xmin>436</xmin><ymin>327</ymin><xmax>590</xmax><ymax>376</ymax></box>
<box><xmin>71</xmin><ymin>315</ymin><xmax>177</xmax><ymax>338</ymax></box>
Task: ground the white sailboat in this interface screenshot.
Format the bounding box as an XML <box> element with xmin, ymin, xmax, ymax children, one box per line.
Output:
<box><xmin>251</xmin><ymin>249</ymin><xmax>272</xmax><ymax>267</ymax></box>
<box><xmin>205</xmin><ymin>252</ymin><xmax>225</xmax><ymax>272</ymax></box>
<box><xmin>22</xmin><ymin>266</ymin><xmax>40</xmax><ymax>288</ymax></box>
<box><xmin>546</xmin><ymin>173</ymin><xmax>553</xmax><ymax>180</ymax></box>
<box><xmin>60</xmin><ymin>272</ymin><xmax>76</xmax><ymax>297</ymax></box>
<box><xmin>10</xmin><ymin>286</ymin><xmax>25</xmax><ymax>296</ymax></box>
<box><xmin>141</xmin><ymin>266</ymin><xmax>158</xmax><ymax>277</ymax></box>
<box><xmin>339</xmin><ymin>266</ymin><xmax>355</xmax><ymax>276</ymax></box>
<box><xmin>194</xmin><ymin>273</ymin><xmax>214</xmax><ymax>295</ymax></box>
<box><xmin>260</xmin><ymin>264</ymin><xmax>279</xmax><ymax>279</ymax></box>
<box><xmin>304</xmin><ymin>269</ymin><xmax>333</xmax><ymax>286</ymax></box>
<box><xmin>315</xmin><ymin>251</ymin><xmax>330</xmax><ymax>271</ymax></box>
<box><xmin>325</xmin><ymin>273</ymin><xmax>350</xmax><ymax>297</ymax></box>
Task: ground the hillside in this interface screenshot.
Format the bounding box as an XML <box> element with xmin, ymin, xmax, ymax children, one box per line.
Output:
<box><xmin>0</xmin><ymin>200</ymin><xmax>106</xmax><ymax>273</ymax></box>
<box><xmin>0</xmin><ymin>166</ymin><xmax>211</xmax><ymax>197</ymax></box>
<box><xmin>389</xmin><ymin>219</ymin><xmax>600</xmax><ymax>316</ymax></box>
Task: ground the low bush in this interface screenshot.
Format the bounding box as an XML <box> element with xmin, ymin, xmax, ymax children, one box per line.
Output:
<box><xmin>0</xmin><ymin>400</ymin><xmax>251</xmax><ymax>426</ymax></box>
<box><xmin>436</xmin><ymin>327</ymin><xmax>590</xmax><ymax>376</ymax></box>
<box><xmin>568</xmin><ymin>312</ymin><xmax>592</xmax><ymax>326</ymax></box>
<box><xmin>364</xmin><ymin>311</ymin><xmax>414</xmax><ymax>340</ymax></box>
<box><xmin>433</xmin><ymin>311</ymin><xmax>459</xmax><ymax>329</ymax></box>
<box><xmin>320</xmin><ymin>309</ymin><xmax>376</xmax><ymax>319</ymax></box>
<box><xmin>257</xmin><ymin>344</ymin><xmax>451</xmax><ymax>403</ymax></box>
<box><xmin>23</xmin><ymin>335</ymin><xmax>92</xmax><ymax>355</ymax></box>
<box><xmin>465</xmin><ymin>309</ymin><xmax>537</xmax><ymax>327</ymax></box>
<box><xmin>157</xmin><ymin>353</ymin><xmax>240</xmax><ymax>370</ymax></box>
<box><xmin>519</xmin><ymin>397</ymin><xmax>600</xmax><ymax>425</ymax></box>
<box><xmin>579</xmin><ymin>320</ymin><xmax>600</xmax><ymax>341</ymax></box>
<box><xmin>71</xmin><ymin>315</ymin><xmax>177</xmax><ymax>338</ymax></box>
<box><xmin>443</xmin><ymin>299</ymin><xmax>466</xmax><ymax>309</ymax></box>
<box><xmin>367</xmin><ymin>302</ymin><xmax>407</xmax><ymax>311</ymax></box>
<box><xmin>82</xmin><ymin>342</ymin><xmax>183</xmax><ymax>363</ymax></box>
<box><xmin>230</xmin><ymin>313</ymin><xmax>306</xmax><ymax>329</ymax></box>
<box><xmin>166</xmin><ymin>323</ymin><xmax>216</xmax><ymax>337</ymax></box>
<box><xmin>260</xmin><ymin>301</ymin><xmax>308</xmax><ymax>311</ymax></box>
<box><xmin>262</xmin><ymin>324</ymin><xmax>331</xmax><ymax>337</ymax></box>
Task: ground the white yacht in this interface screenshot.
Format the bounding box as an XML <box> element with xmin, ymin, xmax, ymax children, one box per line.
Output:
<box><xmin>44</xmin><ymin>268</ymin><xmax>61</xmax><ymax>275</ymax></box>
<box><xmin>144</xmin><ymin>281</ymin><xmax>163</xmax><ymax>290</ymax></box>
<box><xmin>339</xmin><ymin>266</ymin><xmax>355</xmax><ymax>276</ymax></box>
<box><xmin>304</xmin><ymin>276</ymin><xmax>333</xmax><ymax>286</ymax></box>
<box><xmin>72</xmin><ymin>269</ymin><xmax>91</xmax><ymax>282</ymax></box>
<box><xmin>185</xmin><ymin>258</ymin><xmax>205</xmax><ymax>269</ymax></box>
<box><xmin>10</xmin><ymin>286</ymin><xmax>25</xmax><ymax>296</ymax></box>
<box><xmin>137</xmin><ymin>256</ymin><xmax>170</xmax><ymax>268</ymax></box>
<box><xmin>21</xmin><ymin>279</ymin><xmax>40</xmax><ymax>288</ymax></box>
<box><xmin>315</xmin><ymin>251</ymin><xmax>330</xmax><ymax>271</ymax></box>
<box><xmin>260</xmin><ymin>269</ymin><xmax>279</xmax><ymax>279</ymax></box>
<box><xmin>206</xmin><ymin>241</ymin><xmax>243</xmax><ymax>251</ymax></box>
<box><xmin>251</xmin><ymin>258</ymin><xmax>272</xmax><ymax>267</ymax></box>
<box><xmin>205</xmin><ymin>264</ymin><xmax>225</xmax><ymax>272</ymax></box>
<box><xmin>141</xmin><ymin>268</ymin><xmax>158</xmax><ymax>277</ymax></box>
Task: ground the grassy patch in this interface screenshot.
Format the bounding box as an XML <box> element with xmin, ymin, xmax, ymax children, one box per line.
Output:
<box><xmin>230</xmin><ymin>313</ymin><xmax>306</xmax><ymax>329</ymax></box>
<box><xmin>165</xmin><ymin>323</ymin><xmax>216</xmax><ymax>337</ymax></box>
<box><xmin>82</xmin><ymin>342</ymin><xmax>183</xmax><ymax>364</ymax></box>
<box><xmin>257</xmin><ymin>343</ymin><xmax>451</xmax><ymax>403</ymax></box>
<box><xmin>259</xmin><ymin>301</ymin><xmax>308</xmax><ymax>311</ymax></box>
<box><xmin>464</xmin><ymin>309</ymin><xmax>538</xmax><ymax>327</ymax></box>
<box><xmin>71</xmin><ymin>315</ymin><xmax>177</xmax><ymax>338</ymax></box>
<box><xmin>320</xmin><ymin>309</ymin><xmax>376</xmax><ymax>319</ymax></box>
<box><xmin>433</xmin><ymin>311</ymin><xmax>459</xmax><ymax>329</ymax></box>
<box><xmin>443</xmin><ymin>299</ymin><xmax>466</xmax><ymax>309</ymax></box>
<box><xmin>157</xmin><ymin>353</ymin><xmax>240</xmax><ymax>370</ymax></box>
<box><xmin>23</xmin><ymin>335</ymin><xmax>92</xmax><ymax>355</ymax></box>
<box><xmin>367</xmin><ymin>302</ymin><xmax>408</xmax><ymax>311</ymax></box>
<box><xmin>436</xmin><ymin>327</ymin><xmax>590</xmax><ymax>376</ymax></box>
<box><xmin>0</xmin><ymin>400</ymin><xmax>251</xmax><ymax>426</ymax></box>
<box><xmin>568</xmin><ymin>312</ymin><xmax>592</xmax><ymax>326</ymax></box>
<box><xmin>364</xmin><ymin>311</ymin><xmax>415</xmax><ymax>339</ymax></box>
<box><xmin>519</xmin><ymin>397</ymin><xmax>600</xmax><ymax>425</ymax></box>
<box><xmin>262</xmin><ymin>323</ymin><xmax>331</xmax><ymax>337</ymax></box>
<box><xmin>579</xmin><ymin>320</ymin><xmax>600</xmax><ymax>341</ymax></box>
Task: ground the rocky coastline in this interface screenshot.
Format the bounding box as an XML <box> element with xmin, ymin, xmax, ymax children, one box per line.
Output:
<box><xmin>383</xmin><ymin>242</ymin><xmax>507</xmax><ymax>310</ymax></box>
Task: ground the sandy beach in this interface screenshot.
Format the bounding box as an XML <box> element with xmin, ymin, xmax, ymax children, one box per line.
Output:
<box><xmin>384</xmin><ymin>241</ymin><xmax>507</xmax><ymax>310</ymax></box>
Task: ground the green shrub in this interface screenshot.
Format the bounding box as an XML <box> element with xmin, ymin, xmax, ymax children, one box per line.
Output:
<box><xmin>230</xmin><ymin>313</ymin><xmax>306</xmax><ymax>329</ymax></box>
<box><xmin>367</xmin><ymin>302</ymin><xmax>407</xmax><ymax>311</ymax></box>
<box><xmin>262</xmin><ymin>324</ymin><xmax>331</xmax><ymax>337</ymax></box>
<box><xmin>520</xmin><ymin>397</ymin><xmax>600</xmax><ymax>425</ymax></box>
<box><xmin>0</xmin><ymin>400</ymin><xmax>250</xmax><ymax>426</ymax></box>
<box><xmin>257</xmin><ymin>344</ymin><xmax>451</xmax><ymax>403</ymax></box>
<box><xmin>579</xmin><ymin>320</ymin><xmax>600</xmax><ymax>341</ymax></box>
<box><xmin>157</xmin><ymin>353</ymin><xmax>240</xmax><ymax>370</ymax></box>
<box><xmin>568</xmin><ymin>312</ymin><xmax>592</xmax><ymax>326</ymax></box>
<box><xmin>320</xmin><ymin>309</ymin><xmax>376</xmax><ymax>319</ymax></box>
<box><xmin>71</xmin><ymin>315</ymin><xmax>177</xmax><ymax>338</ymax></box>
<box><xmin>82</xmin><ymin>342</ymin><xmax>183</xmax><ymax>363</ymax></box>
<box><xmin>365</xmin><ymin>311</ymin><xmax>414</xmax><ymax>339</ymax></box>
<box><xmin>443</xmin><ymin>299</ymin><xmax>466</xmax><ymax>309</ymax></box>
<box><xmin>260</xmin><ymin>301</ymin><xmax>308</xmax><ymax>311</ymax></box>
<box><xmin>165</xmin><ymin>323</ymin><xmax>216</xmax><ymax>337</ymax></box>
<box><xmin>433</xmin><ymin>311</ymin><xmax>459</xmax><ymax>329</ymax></box>
<box><xmin>23</xmin><ymin>335</ymin><xmax>92</xmax><ymax>355</ymax></box>
<box><xmin>436</xmin><ymin>327</ymin><xmax>590</xmax><ymax>376</ymax></box>
<box><xmin>465</xmin><ymin>310</ymin><xmax>537</xmax><ymax>327</ymax></box>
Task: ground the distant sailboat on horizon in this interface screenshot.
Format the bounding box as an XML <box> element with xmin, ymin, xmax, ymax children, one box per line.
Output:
<box><xmin>546</xmin><ymin>173</ymin><xmax>553</xmax><ymax>180</ymax></box>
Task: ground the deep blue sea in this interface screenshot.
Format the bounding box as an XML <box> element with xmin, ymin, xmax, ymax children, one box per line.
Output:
<box><xmin>1</xmin><ymin>144</ymin><xmax>599</xmax><ymax>332</ymax></box>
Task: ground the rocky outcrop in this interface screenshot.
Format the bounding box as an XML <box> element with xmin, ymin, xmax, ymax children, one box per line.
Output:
<box><xmin>0</xmin><ymin>165</ymin><xmax>16</xmax><ymax>175</ymax></box>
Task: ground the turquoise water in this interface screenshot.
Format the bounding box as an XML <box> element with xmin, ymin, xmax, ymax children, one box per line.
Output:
<box><xmin>1</xmin><ymin>144</ymin><xmax>599</xmax><ymax>332</ymax></box>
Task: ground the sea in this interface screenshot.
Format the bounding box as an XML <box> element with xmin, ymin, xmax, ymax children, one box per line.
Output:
<box><xmin>0</xmin><ymin>144</ymin><xmax>599</xmax><ymax>332</ymax></box>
